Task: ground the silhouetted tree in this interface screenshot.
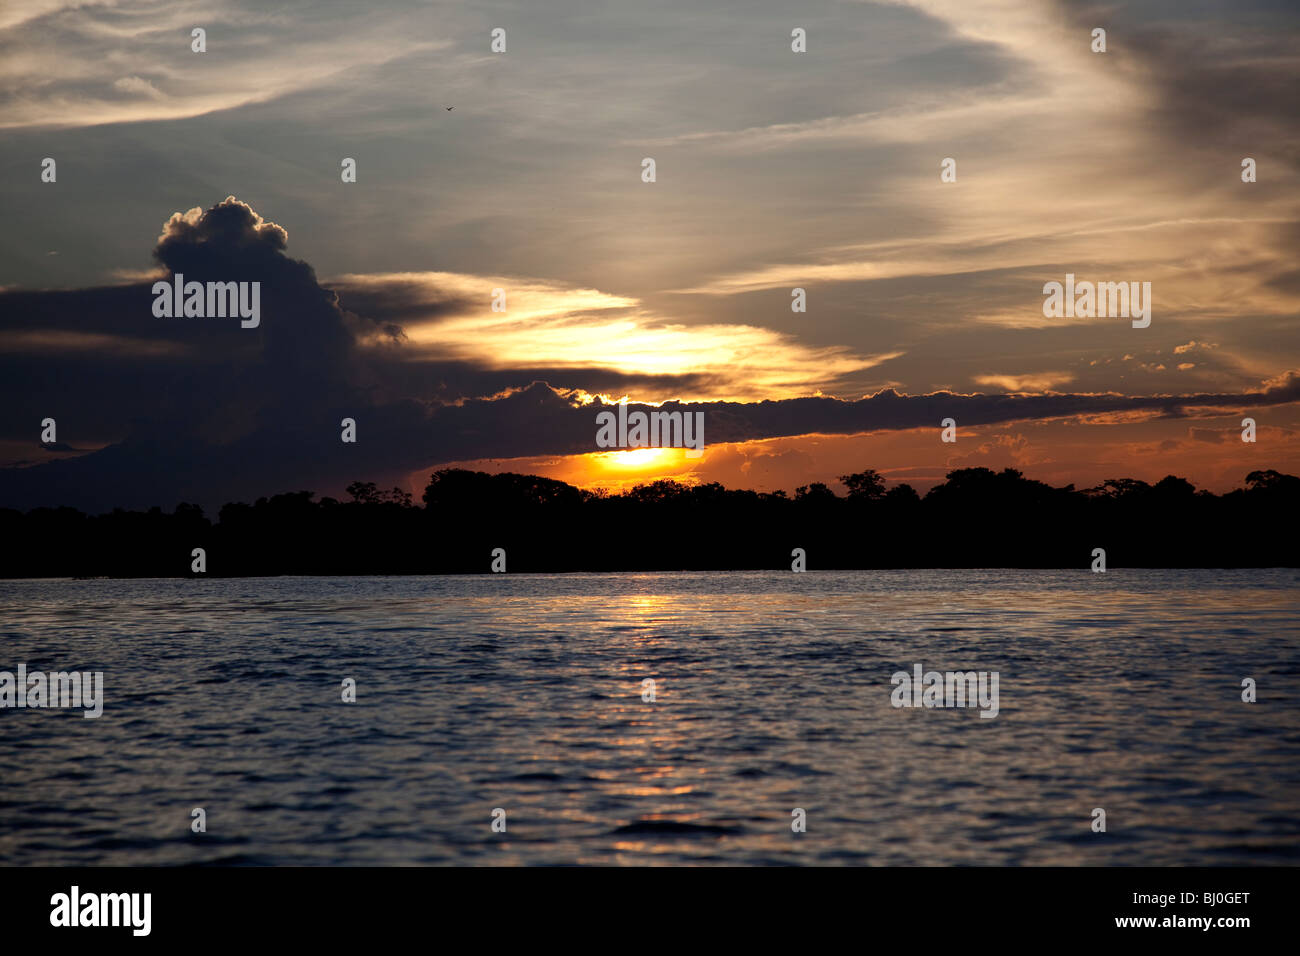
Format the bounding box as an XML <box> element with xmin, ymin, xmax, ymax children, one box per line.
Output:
<box><xmin>794</xmin><ymin>482</ymin><xmax>837</xmax><ymax>503</ymax></box>
<box><xmin>884</xmin><ymin>483</ymin><xmax>920</xmax><ymax>504</ymax></box>
<box><xmin>839</xmin><ymin>469</ymin><xmax>886</xmax><ymax>500</ymax></box>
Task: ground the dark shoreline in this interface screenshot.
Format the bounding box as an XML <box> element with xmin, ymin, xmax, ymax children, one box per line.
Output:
<box><xmin>2</xmin><ymin>466</ymin><xmax>1296</xmax><ymax>577</ymax></box>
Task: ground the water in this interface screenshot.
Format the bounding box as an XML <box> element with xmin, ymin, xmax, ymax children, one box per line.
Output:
<box><xmin>1</xmin><ymin>569</ymin><xmax>1297</xmax><ymax>866</ymax></box>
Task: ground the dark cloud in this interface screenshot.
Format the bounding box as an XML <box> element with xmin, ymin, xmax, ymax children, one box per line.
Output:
<box><xmin>330</xmin><ymin>279</ymin><xmax>475</xmax><ymax>326</ymax></box>
<box><xmin>155</xmin><ymin>198</ymin><xmax>288</xmax><ymax>265</ymax></box>
<box><xmin>1267</xmin><ymin>268</ymin><xmax>1300</xmax><ymax>296</ymax></box>
<box><xmin>152</xmin><ymin>196</ymin><xmax>357</xmax><ymax>399</ymax></box>
<box><xmin>5</xmin><ymin>368</ymin><xmax>1297</xmax><ymax>514</ymax></box>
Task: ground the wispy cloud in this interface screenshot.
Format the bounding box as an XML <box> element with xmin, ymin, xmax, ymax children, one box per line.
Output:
<box><xmin>332</xmin><ymin>270</ymin><xmax>903</xmax><ymax>400</ymax></box>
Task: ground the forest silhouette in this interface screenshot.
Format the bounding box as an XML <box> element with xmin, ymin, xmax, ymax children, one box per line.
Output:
<box><xmin>1</xmin><ymin>467</ymin><xmax>1296</xmax><ymax>577</ymax></box>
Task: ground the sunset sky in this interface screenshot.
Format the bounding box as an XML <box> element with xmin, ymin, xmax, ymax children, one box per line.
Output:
<box><xmin>1</xmin><ymin>0</ymin><xmax>1297</xmax><ymax>511</ymax></box>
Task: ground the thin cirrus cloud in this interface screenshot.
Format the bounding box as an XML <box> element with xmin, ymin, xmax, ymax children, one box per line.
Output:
<box><xmin>660</xmin><ymin>0</ymin><xmax>1299</xmax><ymax>359</ymax></box>
<box><xmin>0</xmin><ymin>0</ymin><xmax>447</xmax><ymax>129</ymax></box>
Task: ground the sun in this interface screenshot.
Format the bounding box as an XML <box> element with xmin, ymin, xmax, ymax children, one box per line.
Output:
<box><xmin>606</xmin><ymin>447</ymin><xmax>673</xmax><ymax>468</ymax></box>
<box><xmin>577</xmin><ymin>447</ymin><xmax>705</xmax><ymax>490</ymax></box>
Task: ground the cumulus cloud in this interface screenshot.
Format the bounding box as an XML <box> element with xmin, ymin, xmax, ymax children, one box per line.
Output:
<box><xmin>155</xmin><ymin>197</ymin><xmax>288</xmax><ymax>260</ymax></box>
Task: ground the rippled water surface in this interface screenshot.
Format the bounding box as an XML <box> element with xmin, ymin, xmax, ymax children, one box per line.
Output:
<box><xmin>2</xmin><ymin>570</ymin><xmax>1298</xmax><ymax>865</ymax></box>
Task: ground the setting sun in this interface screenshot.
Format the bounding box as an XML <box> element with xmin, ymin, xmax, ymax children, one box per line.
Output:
<box><xmin>581</xmin><ymin>446</ymin><xmax>703</xmax><ymax>491</ymax></box>
<box><xmin>605</xmin><ymin>448</ymin><xmax>675</xmax><ymax>468</ymax></box>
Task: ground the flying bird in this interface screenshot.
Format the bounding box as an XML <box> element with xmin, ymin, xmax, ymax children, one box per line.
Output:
<box><xmin>445</xmin><ymin>106</ymin><xmax>454</xmax><ymax>111</ymax></box>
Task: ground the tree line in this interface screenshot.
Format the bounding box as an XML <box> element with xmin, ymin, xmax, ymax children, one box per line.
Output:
<box><xmin>0</xmin><ymin>468</ymin><xmax>1295</xmax><ymax>577</ymax></box>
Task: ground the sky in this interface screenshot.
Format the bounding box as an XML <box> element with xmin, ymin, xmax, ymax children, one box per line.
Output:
<box><xmin>1</xmin><ymin>0</ymin><xmax>1297</xmax><ymax>512</ymax></box>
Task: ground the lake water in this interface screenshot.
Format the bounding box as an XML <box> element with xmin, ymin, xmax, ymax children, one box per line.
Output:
<box><xmin>1</xmin><ymin>569</ymin><xmax>1297</xmax><ymax>865</ymax></box>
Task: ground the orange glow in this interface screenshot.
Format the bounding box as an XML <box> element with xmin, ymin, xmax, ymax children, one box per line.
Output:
<box><xmin>599</xmin><ymin>447</ymin><xmax>677</xmax><ymax>469</ymax></box>
<box><xmin>406</xmin><ymin>402</ymin><xmax>1300</xmax><ymax>503</ymax></box>
<box><xmin>581</xmin><ymin>447</ymin><xmax>703</xmax><ymax>490</ymax></box>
